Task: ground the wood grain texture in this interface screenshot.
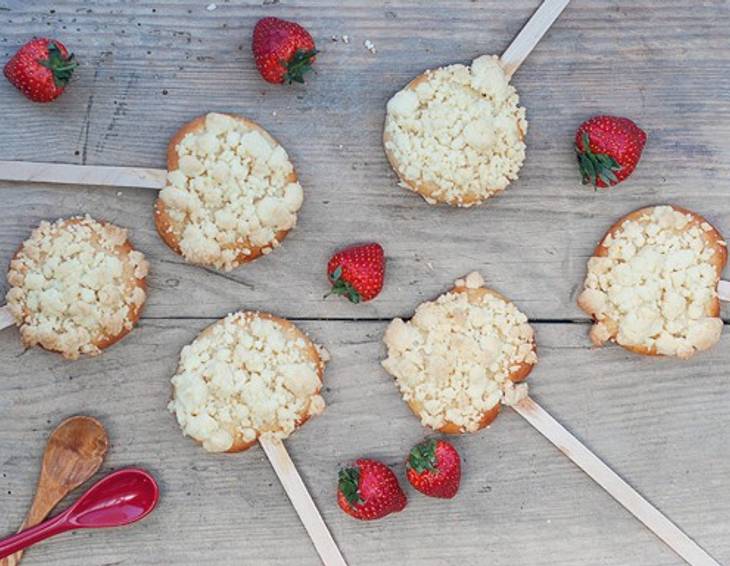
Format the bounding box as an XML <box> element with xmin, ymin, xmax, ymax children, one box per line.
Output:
<box><xmin>514</xmin><ymin>397</ymin><xmax>721</xmax><ymax>566</ymax></box>
<box><xmin>0</xmin><ymin>0</ymin><xmax>729</xmax><ymax>565</ymax></box>
<box><xmin>0</xmin><ymin>0</ymin><xmax>728</xmax><ymax>321</ymax></box>
<box><xmin>0</xmin><ymin>320</ymin><xmax>729</xmax><ymax>565</ymax></box>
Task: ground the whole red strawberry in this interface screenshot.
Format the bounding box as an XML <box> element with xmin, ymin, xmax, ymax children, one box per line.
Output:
<box><xmin>4</xmin><ymin>38</ymin><xmax>77</xmax><ymax>102</ymax></box>
<box><xmin>252</xmin><ymin>17</ymin><xmax>317</xmax><ymax>84</ymax></box>
<box><xmin>575</xmin><ymin>115</ymin><xmax>647</xmax><ymax>189</ymax></box>
<box><xmin>326</xmin><ymin>243</ymin><xmax>385</xmax><ymax>303</ymax></box>
<box><xmin>406</xmin><ymin>439</ymin><xmax>461</xmax><ymax>499</ymax></box>
<box><xmin>337</xmin><ymin>459</ymin><xmax>407</xmax><ymax>521</ymax></box>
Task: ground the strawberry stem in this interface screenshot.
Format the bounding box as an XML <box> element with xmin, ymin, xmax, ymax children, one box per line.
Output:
<box><xmin>39</xmin><ymin>42</ymin><xmax>77</xmax><ymax>88</ymax></box>
<box><xmin>407</xmin><ymin>440</ymin><xmax>438</xmax><ymax>474</ymax></box>
<box><xmin>283</xmin><ymin>48</ymin><xmax>317</xmax><ymax>84</ymax></box>
<box><xmin>338</xmin><ymin>467</ymin><xmax>363</xmax><ymax>506</ymax></box>
<box><xmin>325</xmin><ymin>265</ymin><xmax>361</xmax><ymax>304</ymax></box>
<box><xmin>576</xmin><ymin>132</ymin><xmax>622</xmax><ymax>189</ymax></box>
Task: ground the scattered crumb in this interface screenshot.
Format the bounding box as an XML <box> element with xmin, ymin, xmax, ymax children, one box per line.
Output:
<box><xmin>364</xmin><ymin>39</ymin><xmax>376</xmax><ymax>54</ymax></box>
<box><xmin>116</xmin><ymin>191</ymin><xmax>123</xmax><ymax>197</ymax></box>
<box><xmin>426</xmin><ymin>261</ymin><xmax>434</xmax><ymax>271</ymax></box>
<box><xmin>272</xmin><ymin>111</ymin><xmax>277</xmax><ymax>117</ymax></box>
<box><xmin>338</xmin><ymin>144</ymin><xmax>343</xmax><ymax>149</ymax></box>
<box><xmin>330</xmin><ymin>35</ymin><xmax>338</xmax><ymax>42</ymax></box>
<box><xmin>341</xmin><ymin>34</ymin><xmax>350</xmax><ymax>44</ymax></box>
<box><xmin>206</xmin><ymin>3</ymin><xmax>216</xmax><ymax>11</ymax></box>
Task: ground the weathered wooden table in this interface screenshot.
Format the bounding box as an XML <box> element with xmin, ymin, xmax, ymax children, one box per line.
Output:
<box><xmin>1</xmin><ymin>1</ymin><xmax>729</xmax><ymax>565</ymax></box>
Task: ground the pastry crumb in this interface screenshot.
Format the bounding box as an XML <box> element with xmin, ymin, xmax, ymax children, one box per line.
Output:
<box><xmin>169</xmin><ymin>312</ymin><xmax>327</xmax><ymax>452</ymax></box>
<box><xmin>382</xmin><ymin>273</ymin><xmax>535</xmax><ymax>433</ymax></box>
<box><xmin>384</xmin><ymin>55</ymin><xmax>526</xmax><ymax>207</ymax></box>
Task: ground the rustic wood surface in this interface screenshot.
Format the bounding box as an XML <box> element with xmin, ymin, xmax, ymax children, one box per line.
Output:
<box><xmin>0</xmin><ymin>1</ymin><xmax>728</xmax><ymax>565</ymax></box>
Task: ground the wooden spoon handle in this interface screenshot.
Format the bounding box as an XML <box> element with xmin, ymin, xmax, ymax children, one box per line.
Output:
<box><xmin>259</xmin><ymin>437</ymin><xmax>347</xmax><ymax>566</ymax></box>
<box><xmin>500</xmin><ymin>0</ymin><xmax>571</xmax><ymax>77</ymax></box>
<box><xmin>0</xmin><ymin>306</ymin><xmax>14</xmax><ymax>331</ymax></box>
<box><xmin>513</xmin><ymin>397</ymin><xmax>720</xmax><ymax>566</ymax></box>
<box><xmin>717</xmin><ymin>280</ymin><xmax>730</xmax><ymax>302</ymax></box>
<box><xmin>0</xmin><ymin>160</ymin><xmax>166</xmax><ymax>190</ymax></box>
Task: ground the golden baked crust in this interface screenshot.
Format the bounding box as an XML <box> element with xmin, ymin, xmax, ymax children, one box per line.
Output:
<box><xmin>6</xmin><ymin>216</ymin><xmax>148</xmax><ymax>359</ymax></box>
<box><xmin>154</xmin><ymin>113</ymin><xmax>297</xmax><ymax>269</ymax></box>
<box><xmin>408</xmin><ymin>396</ymin><xmax>503</xmax><ymax>435</ymax></box>
<box><xmin>383</xmin><ymin>57</ymin><xmax>527</xmax><ymax>208</ymax></box>
<box><xmin>578</xmin><ymin>205</ymin><xmax>727</xmax><ymax>358</ymax></box>
<box><xmin>170</xmin><ymin>311</ymin><xmax>326</xmax><ymax>453</ymax></box>
<box><xmin>382</xmin><ymin>273</ymin><xmax>536</xmax><ymax>435</ymax></box>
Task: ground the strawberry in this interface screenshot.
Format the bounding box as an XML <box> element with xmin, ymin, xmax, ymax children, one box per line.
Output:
<box><xmin>406</xmin><ymin>439</ymin><xmax>461</xmax><ymax>499</ymax></box>
<box><xmin>4</xmin><ymin>38</ymin><xmax>77</xmax><ymax>102</ymax></box>
<box><xmin>575</xmin><ymin>115</ymin><xmax>647</xmax><ymax>189</ymax></box>
<box><xmin>326</xmin><ymin>243</ymin><xmax>385</xmax><ymax>303</ymax></box>
<box><xmin>252</xmin><ymin>17</ymin><xmax>317</xmax><ymax>84</ymax></box>
<box><xmin>337</xmin><ymin>459</ymin><xmax>407</xmax><ymax>521</ymax></box>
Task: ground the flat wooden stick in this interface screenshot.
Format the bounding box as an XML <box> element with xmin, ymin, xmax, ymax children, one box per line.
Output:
<box><xmin>0</xmin><ymin>160</ymin><xmax>165</xmax><ymax>190</ymax></box>
<box><xmin>259</xmin><ymin>437</ymin><xmax>347</xmax><ymax>566</ymax></box>
<box><xmin>0</xmin><ymin>305</ymin><xmax>14</xmax><ymax>331</ymax></box>
<box><xmin>501</xmin><ymin>0</ymin><xmax>571</xmax><ymax>77</ymax></box>
<box><xmin>717</xmin><ymin>280</ymin><xmax>730</xmax><ymax>302</ymax></box>
<box><xmin>513</xmin><ymin>397</ymin><xmax>720</xmax><ymax>566</ymax></box>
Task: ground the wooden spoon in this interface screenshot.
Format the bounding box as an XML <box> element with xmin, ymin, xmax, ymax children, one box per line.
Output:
<box><xmin>0</xmin><ymin>416</ymin><xmax>109</xmax><ymax>566</ymax></box>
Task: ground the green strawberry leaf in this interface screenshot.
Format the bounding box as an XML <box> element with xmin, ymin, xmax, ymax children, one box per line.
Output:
<box><xmin>39</xmin><ymin>42</ymin><xmax>78</xmax><ymax>88</ymax></box>
<box><xmin>324</xmin><ymin>265</ymin><xmax>362</xmax><ymax>303</ymax></box>
<box><xmin>283</xmin><ymin>48</ymin><xmax>318</xmax><ymax>84</ymax></box>
<box><xmin>408</xmin><ymin>439</ymin><xmax>438</xmax><ymax>474</ymax></box>
<box><xmin>576</xmin><ymin>131</ymin><xmax>623</xmax><ymax>189</ymax></box>
<box><xmin>338</xmin><ymin>467</ymin><xmax>363</xmax><ymax>506</ymax></box>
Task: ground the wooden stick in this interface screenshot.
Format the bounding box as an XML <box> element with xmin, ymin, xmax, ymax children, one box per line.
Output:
<box><xmin>513</xmin><ymin>397</ymin><xmax>720</xmax><ymax>566</ymax></box>
<box><xmin>0</xmin><ymin>305</ymin><xmax>14</xmax><ymax>331</ymax></box>
<box><xmin>0</xmin><ymin>160</ymin><xmax>165</xmax><ymax>190</ymax></box>
<box><xmin>501</xmin><ymin>0</ymin><xmax>571</xmax><ymax>77</ymax></box>
<box><xmin>717</xmin><ymin>280</ymin><xmax>730</xmax><ymax>302</ymax></box>
<box><xmin>259</xmin><ymin>437</ymin><xmax>347</xmax><ymax>566</ymax></box>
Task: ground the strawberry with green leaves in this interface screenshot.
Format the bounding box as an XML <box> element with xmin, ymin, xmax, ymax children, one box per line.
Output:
<box><xmin>575</xmin><ymin>115</ymin><xmax>647</xmax><ymax>189</ymax></box>
<box><xmin>4</xmin><ymin>38</ymin><xmax>77</xmax><ymax>103</ymax></box>
<box><xmin>337</xmin><ymin>459</ymin><xmax>407</xmax><ymax>521</ymax></box>
<box><xmin>252</xmin><ymin>17</ymin><xmax>317</xmax><ymax>84</ymax></box>
<box><xmin>326</xmin><ymin>243</ymin><xmax>385</xmax><ymax>303</ymax></box>
<box><xmin>406</xmin><ymin>439</ymin><xmax>461</xmax><ymax>499</ymax></box>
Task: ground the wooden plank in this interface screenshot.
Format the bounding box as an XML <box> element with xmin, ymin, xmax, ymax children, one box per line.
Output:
<box><xmin>514</xmin><ymin>398</ymin><xmax>720</xmax><ymax>566</ymax></box>
<box><xmin>0</xmin><ymin>1</ymin><xmax>729</xmax><ymax>565</ymax></box>
<box><xmin>1</xmin><ymin>0</ymin><xmax>728</xmax><ymax>320</ymax></box>
<box><xmin>0</xmin><ymin>181</ymin><xmax>728</xmax><ymax>323</ymax></box>
<box><xmin>0</xmin><ymin>320</ymin><xmax>728</xmax><ymax>566</ymax></box>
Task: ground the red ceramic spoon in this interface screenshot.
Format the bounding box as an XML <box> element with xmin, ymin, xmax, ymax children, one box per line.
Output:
<box><xmin>0</xmin><ymin>468</ymin><xmax>158</xmax><ymax>559</ymax></box>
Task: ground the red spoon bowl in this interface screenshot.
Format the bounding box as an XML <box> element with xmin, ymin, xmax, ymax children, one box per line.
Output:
<box><xmin>66</xmin><ymin>468</ymin><xmax>158</xmax><ymax>528</ymax></box>
<box><xmin>0</xmin><ymin>468</ymin><xmax>159</xmax><ymax>559</ymax></box>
